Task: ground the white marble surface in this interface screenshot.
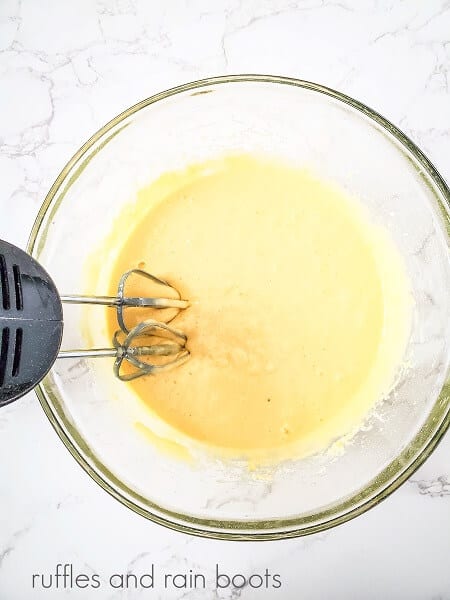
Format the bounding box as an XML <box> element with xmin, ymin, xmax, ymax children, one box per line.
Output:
<box><xmin>1</xmin><ymin>1</ymin><xmax>450</xmax><ymax>598</ymax></box>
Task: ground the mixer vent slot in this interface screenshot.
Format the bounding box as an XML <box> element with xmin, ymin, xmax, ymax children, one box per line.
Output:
<box><xmin>12</xmin><ymin>265</ymin><xmax>23</xmax><ymax>310</ymax></box>
<box><xmin>12</xmin><ymin>328</ymin><xmax>23</xmax><ymax>377</ymax></box>
<box><xmin>0</xmin><ymin>255</ymin><xmax>10</xmax><ymax>311</ymax></box>
<box><xmin>0</xmin><ymin>327</ymin><xmax>10</xmax><ymax>387</ymax></box>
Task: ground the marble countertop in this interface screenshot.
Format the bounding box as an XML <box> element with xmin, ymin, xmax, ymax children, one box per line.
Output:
<box><xmin>1</xmin><ymin>1</ymin><xmax>449</xmax><ymax>598</ymax></box>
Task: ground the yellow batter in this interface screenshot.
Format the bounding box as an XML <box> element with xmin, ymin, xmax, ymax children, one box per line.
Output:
<box><xmin>98</xmin><ymin>155</ymin><xmax>410</xmax><ymax>460</ymax></box>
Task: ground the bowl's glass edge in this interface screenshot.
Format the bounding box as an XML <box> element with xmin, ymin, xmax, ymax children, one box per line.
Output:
<box><xmin>27</xmin><ymin>74</ymin><xmax>450</xmax><ymax>540</ymax></box>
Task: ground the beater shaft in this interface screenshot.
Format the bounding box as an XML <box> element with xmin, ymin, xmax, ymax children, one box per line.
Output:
<box><xmin>61</xmin><ymin>294</ymin><xmax>188</xmax><ymax>309</ymax></box>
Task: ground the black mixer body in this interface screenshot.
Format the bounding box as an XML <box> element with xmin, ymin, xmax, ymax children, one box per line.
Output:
<box><xmin>0</xmin><ymin>240</ymin><xmax>63</xmax><ymax>406</ymax></box>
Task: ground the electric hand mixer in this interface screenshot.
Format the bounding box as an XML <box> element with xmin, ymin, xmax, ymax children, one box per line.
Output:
<box><xmin>0</xmin><ymin>239</ymin><xmax>190</xmax><ymax>407</ymax></box>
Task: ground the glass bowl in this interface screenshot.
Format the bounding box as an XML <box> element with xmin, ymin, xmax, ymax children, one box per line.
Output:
<box><xmin>29</xmin><ymin>75</ymin><xmax>450</xmax><ymax>540</ymax></box>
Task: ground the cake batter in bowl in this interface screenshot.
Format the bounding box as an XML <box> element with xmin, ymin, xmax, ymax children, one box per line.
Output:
<box><xmin>29</xmin><ymin>76</ymin><xmax>450</xmax><ymax>539</ymax></box>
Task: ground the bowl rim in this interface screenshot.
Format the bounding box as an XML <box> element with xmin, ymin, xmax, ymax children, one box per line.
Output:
<box><xmin>28</xmin><ymin>74</ymin><xmax>450</xmax><ymax>540</ymax></box>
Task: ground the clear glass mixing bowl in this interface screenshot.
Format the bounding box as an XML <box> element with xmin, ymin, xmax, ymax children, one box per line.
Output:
<box><xmin>29</xmin><ymin>75</ymin><xmax>450</xmax><ymax>540</ymax></box>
